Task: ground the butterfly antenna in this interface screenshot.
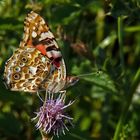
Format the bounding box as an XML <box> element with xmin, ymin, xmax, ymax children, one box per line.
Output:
<box><xmin>74</xmin><ymin>71</ymin><xmax>102</xmax><ymax>78</ymax></box>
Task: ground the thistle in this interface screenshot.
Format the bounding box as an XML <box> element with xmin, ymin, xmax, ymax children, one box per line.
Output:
<box><xmin>32</xmin><ymin>93</ymin><xmax>74</xmax><ymax>138</ymax></box>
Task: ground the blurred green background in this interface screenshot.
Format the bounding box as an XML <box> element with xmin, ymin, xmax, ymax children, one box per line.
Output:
<box><xmin>0</xmin><ymin>0</ymin><xmax>140</xmax><ymax>140</ymax></box>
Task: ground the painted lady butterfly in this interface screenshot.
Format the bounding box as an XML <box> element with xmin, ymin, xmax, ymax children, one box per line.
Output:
<box><xmin>3</xmin><ymin>11</ymin><xmax>78</xmax><ymax>93</ymax></box>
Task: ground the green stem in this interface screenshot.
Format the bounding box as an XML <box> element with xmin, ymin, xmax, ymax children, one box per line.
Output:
<box><xmin>113</xmin><ymin>69</ymin><xmax>140</xmax><ymax>140</ymax></box>
<box><xmin>118</xmin><ymin>16</ymin><xmax>125</xmax><ymax>70</ymax></box>
<box><xmin>42</xmin><ymin>134</ymin><xmax>53</xmax><ymax>140</ymax></box>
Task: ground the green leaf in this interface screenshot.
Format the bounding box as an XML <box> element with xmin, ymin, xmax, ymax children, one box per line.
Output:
<box><xmin>81</xmin><ymin>70</ymin><xmax>117</xmax><ymax>93</ymax></box>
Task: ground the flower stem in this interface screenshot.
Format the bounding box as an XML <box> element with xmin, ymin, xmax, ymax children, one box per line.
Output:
<box><xmin>42</xmin><ymin>135</ymin><xmax>53</xmax><ymax>140</ymax></box>
<box><xmin>40</xmin><ymin>129</ymin><xmax>53</xmax><ymax>140</ymax></box>
<box><xmin>113</xmin><ymin>68</ymin><xmax>140</xmax><ymax>140</ymax></box>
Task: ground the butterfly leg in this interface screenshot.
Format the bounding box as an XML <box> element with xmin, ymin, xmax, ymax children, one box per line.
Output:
<box><xmin>48</xmin><ymin>90</ymin><xmax>54</xmax><ymax>100</ymax></box>
<box><xmin>37</xmin><ymin>91</ymin><xmax>44</xmax><ymax>102</ymax></box>
<box><xmin>59</xmin><ymin>90</ymin><xmax>66</xmax><ymax>94</ymax></box>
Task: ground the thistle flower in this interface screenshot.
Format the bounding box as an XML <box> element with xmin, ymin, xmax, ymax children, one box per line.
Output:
<box><xmin>32</xmin><ymin>93</ymin><xmax>74</xmax><ymax>137</ymax></box>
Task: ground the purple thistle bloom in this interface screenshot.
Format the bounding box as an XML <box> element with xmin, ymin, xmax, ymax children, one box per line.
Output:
<box><xmin>32</xmin><ymin>93</ymin><xmax>74</xmax><ymax>137</ymax></box>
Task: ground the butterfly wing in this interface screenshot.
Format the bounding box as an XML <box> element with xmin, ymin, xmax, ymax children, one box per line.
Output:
<box><xmin>4</xmin><ymin>11</ymin><xmax>66</xmax><ymax>93</ymax></box>
<box><xmin>3</xmin><ymin>47</ymin><xmax>51</xmax><ymax>92</ymax></box>
<box><xmin>20</xmin><ymin>11</ymin><xmax>62</xmax><ymax>62</ymax></box>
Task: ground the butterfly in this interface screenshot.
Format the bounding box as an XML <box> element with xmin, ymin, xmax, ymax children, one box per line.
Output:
<box><xmin>3</xmin><ymin>11</ymin><xmax>79</xmax><ymax>93</ymax></box>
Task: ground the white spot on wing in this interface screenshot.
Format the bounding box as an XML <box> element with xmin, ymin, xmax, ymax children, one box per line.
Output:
<box><xmin>46</xmin><ymin>50</ymin><xmax>62</xmax><ymax>58</ymax></box>
<box><xmin>40</xmin><ymin>19</ymin><xmax>45</xmax><ymax>24</ymax></box>
<box><xmin>53</xmin><ymin>40</ymin><xmax>59</xmax><ymax>48</ymax></box>
<box><xmin>33</xmin><ymin>26</ymin><xmax>36</xmax><ymax>30</ymax></box>
<box><xmin>26</xmin><ymin>17</ymin><xmax>32</xmax><ymax>21</ymax></box>
<box><xmin>41</xmin><ymin>56</ymin><xmax>46</xmax><ymax>63</ymax></box>
<box><xmin>25</xmin><ymin>28</ymin><xmax>29</xmax><ymax>33</ymax></box>
<box><xmin>24</xmin><ymin>34</ymin><xmax>29</xmax><ymax>41</ymax></box>
<box><xmin>51</xmin><ymin>50</ymin><xmax>62</xmax><ymax>58</ymax></box>
<box><xmin>32</xmin><ymin>31</ymin><xmax>37</xmax><ymax>38</ymax></box>
<box><xmin>46</xmin><ymin>51</ymin><xmax>52</xmax><ymax>58</ymax></box>
<box><xmin>48</xmin><ymin>31</ymin><xmax>54</xmax><ymax>38</ymax></box>
<box><xmin>29</xmin><ymin>66</ymin><xmax>37</xmax><ymax>75</ymax></box>
<box><xmin>39</xmin><ymin>31</ymin><xmax>54</xmax><ymax>41</ymax></box>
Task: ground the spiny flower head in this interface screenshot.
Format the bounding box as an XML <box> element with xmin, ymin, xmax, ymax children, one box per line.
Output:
<box><xmin>32</xmin><ymin>93</ymin><xmax>74</xmax><ymax>137</ymax></box>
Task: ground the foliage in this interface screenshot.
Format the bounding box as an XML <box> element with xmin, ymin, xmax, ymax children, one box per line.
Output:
<box><xmin>0</xmin><ymin>0</ymin><xmax>140</xmax><ymax>140</ymax></box>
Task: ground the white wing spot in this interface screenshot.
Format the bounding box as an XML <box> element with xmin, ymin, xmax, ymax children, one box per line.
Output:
<box><xmin>33</xmin><ymin>26</ymin><xmax>36</xmax><ymax>30</ymax></box>
<box><xmin>53</xmin><ymin>40</ymin><xmax>59</xmax><ymax>48</ymax></box>
<box><xmin>29</xmin><ymin>66</ymin><xmax>37</xmax><ymax>75</ymax></box>
<box><xmin>25</xmin><ymin>28</ymin><xmax>29</xmax><ymax>33</ymax></box>
<box><xmin>39</xmin><ymin>31</ymin><xmax>54</xmax><ymax>41</ymax></box>
<box><xmin>32</xmin><ymin>31</ymin><xmax>37</xmax><ymax>38</ymax></box>
<box><xmin>51</xmin><ymin>50</ymin><xmax>62</xmax><ymax>58</ymax></box>
<box><xmin>24</xmin><ymin>33</ymin><xmax>29</xmax><ymax>41</ymax></box>
<box><xmin>40</xmin><ymin>19</ymin><xmax>45</xmax><ymax>24</ymax></box>
<box><xmin>41</xmin><ymin>56</ymin><xmax>46</xmax><ymax>63</ymax></box>
<box><xmin>26</xmin><ymin>17</ymin><xmax>32</xmax><ymax>21</ymax></box>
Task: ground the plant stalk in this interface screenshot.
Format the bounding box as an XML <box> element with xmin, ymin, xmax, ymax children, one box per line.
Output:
<box><xmin>118</xmin><ymin>16</ymin><xmax>125</xmax><ymax>70</ymax></box>
<box><xmin>113</xmin><ymin>69</ymin><xmax>140</xmax><ymax>140</ymax></box>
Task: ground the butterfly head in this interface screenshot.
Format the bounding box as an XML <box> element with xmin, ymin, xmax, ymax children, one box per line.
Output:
<box><xmin>65</xmin><ymin>76</ymin><xmax>79</xmax><ymax>89</ymax></box>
